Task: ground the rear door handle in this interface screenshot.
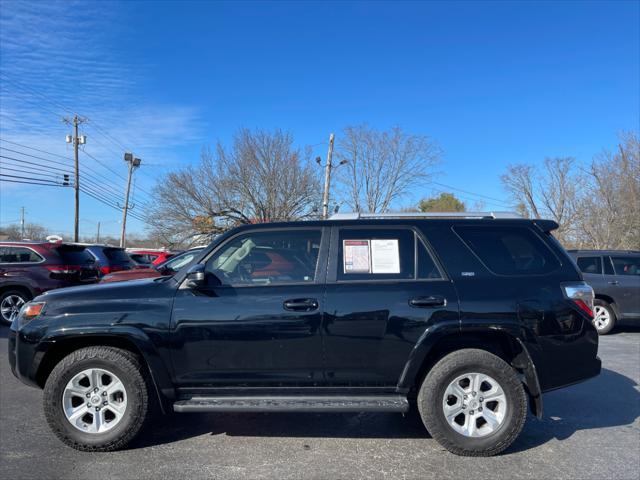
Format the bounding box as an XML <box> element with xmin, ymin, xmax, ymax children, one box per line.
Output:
<box><xmin>608</xmin><ymin>281</ymin><xmax>619</xmax><ymax>285</ymax></box>
<box><xmin>283</xmin><ymin>298</ymin><xmax>319</xmax><ymax>312</ymax></box>
<box><xmin>410</xmin><ymin>296</ymin><xmax>447</xmax><ymax>308</ymax></box>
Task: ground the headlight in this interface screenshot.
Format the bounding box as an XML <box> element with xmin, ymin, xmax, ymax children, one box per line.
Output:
<box><xmin>18</xmin><ymin>301</ymin><xmax>46</xmax><ymax>325</ymax></box>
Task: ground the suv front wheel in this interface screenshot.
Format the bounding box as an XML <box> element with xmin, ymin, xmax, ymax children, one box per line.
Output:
<box><xmin>44</xmin><ymin>346</ymin><xmax>150</xmax><ymax>451</ymax></box>
<box><xmin>418</xmin><ymin>348</ymin><xmax>527</xmax><ymax>456</ymax></box>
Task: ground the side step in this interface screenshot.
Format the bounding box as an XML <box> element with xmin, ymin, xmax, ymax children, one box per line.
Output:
<box><xmin>173</xmin><ymin>395</ymin><xmax>409</xmax><ymax>413</ymax></box>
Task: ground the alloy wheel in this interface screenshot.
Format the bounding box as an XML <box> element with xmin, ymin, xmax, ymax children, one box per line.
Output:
<box><xmin>442</xmin><ymin>372</ymin><xmax>507</xmax><ymax>438</ymax></box>
<box><xmin>0</xmin><ymin>294</ymin><xmax>25</xmax><ymax>323</ymax></box>
<box><xmin>593</xmin><ymin>305</ymin><xmax>611</xmax><ymax>331</ymax></box>
<box><xmin>62</xmin><ymin>368</ymin><xmax>128</xmax><ymax>434</ymax></box>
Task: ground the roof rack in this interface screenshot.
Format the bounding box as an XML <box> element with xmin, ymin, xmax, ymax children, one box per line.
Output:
<box><xmin>329</xmin><ymin>211</ymin><xmax>522</xmax><ymax>220</ymax></box>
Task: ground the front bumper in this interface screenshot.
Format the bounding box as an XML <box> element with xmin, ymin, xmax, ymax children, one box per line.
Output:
<box><xmin>8</xmin><ymin>323</ymin><xmax>45</xmax><ymax>388</ymax></box>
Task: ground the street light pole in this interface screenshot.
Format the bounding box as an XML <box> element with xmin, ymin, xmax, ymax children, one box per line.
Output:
<box><xmin>321</xmin><ymin>133</ymin><xmax>335</xmax><ymax>220</ymax></box>
<box><xmin>120</xmin><ymin>153</ymin><xmax>141</xmax><ymax>248</ymax></box>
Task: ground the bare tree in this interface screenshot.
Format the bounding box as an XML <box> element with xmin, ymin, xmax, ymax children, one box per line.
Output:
<box><xmin>336</xmin><ymin>125</ymin><xmax>441</xmax><ymax>213</ymax></box>
<box><xmin>578</xmin><ymin>132</ymin><xmax>640</xmax><ymax>249</ymax></box>
<box><xmin>501</xmin><ymin>157</ymin><xmax>582</xmax><ymax>245</ymax></box>
<box><xmin>147</xmin><ymin>129</ymin><xmax>319</xmax><ymax>247</ymax></box>
<box><xmin>0</xmin><ymin>223</ymin><xmax>47</xmax><ymax>241</ymax></box>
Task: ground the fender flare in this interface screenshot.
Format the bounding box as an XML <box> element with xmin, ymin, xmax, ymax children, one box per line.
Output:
<box><xmin>36</xmin><ymin>325</ymin><xmax>174</xmax><ymax>414</ymax></box>
<box><xmin>398</xmin><ymin>322</ymin><xmax>543</xmax><ymax>419</ymax></box>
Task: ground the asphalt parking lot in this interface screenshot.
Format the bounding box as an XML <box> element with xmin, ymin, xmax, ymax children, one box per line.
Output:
<box><xmin>1</xmin><ymin>326</ymin><xmax>639</xmax><ymax>480</ymax></box>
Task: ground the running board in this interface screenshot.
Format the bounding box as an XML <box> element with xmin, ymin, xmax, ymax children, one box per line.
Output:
<box><xmin>173</xmin><ymin>395</ymin><xmax>409</xmax><ymax>413</ymax></box>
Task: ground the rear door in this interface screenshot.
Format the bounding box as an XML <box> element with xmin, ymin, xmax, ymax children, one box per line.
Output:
<box><xmin>609</xmin><ymin>255</ymin><xmax>640</xmax><ymax>317</ymax></box>
<box><xmin>322</xmin><ymin>225</ymin><xmax>459</xmax><ymax>387</ymax></box>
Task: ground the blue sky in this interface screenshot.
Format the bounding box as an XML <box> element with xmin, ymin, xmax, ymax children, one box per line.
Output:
<box><xmin>1</xmin><ymin>0</ymin><xmax>638</xmax><ymax>238</ymax></box>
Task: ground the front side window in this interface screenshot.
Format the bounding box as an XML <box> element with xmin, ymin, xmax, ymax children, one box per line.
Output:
<box><xmin>206</xmin><ymin>229</ymin><xmax>322</xmax><ymax>285</ymax></box>
<box><xmin>611</xmin><ymin>256</ymin><xmax>640</xmax><ymax>276</ymax></box>
<box><xmin>577</xmin><ymin>256</ymin><xmax>602</xmax><ymax>275</ymax></box>
<box><xmin>455</xmin><ymin>226</ymin><xmax>560</xmax><ymax>276</ymax></box>
<box><xmin>0</xmin><ymin>247</ymin><xmax>43</xmax><ymax>263</ymax></box>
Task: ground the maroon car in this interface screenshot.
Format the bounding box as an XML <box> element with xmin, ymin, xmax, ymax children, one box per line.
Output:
<box><xmin>101</xmin><ymin>247</ymin><xmax>204</xmax><ymax>283</ymax></box>
<box><xmin>0</xmin><ymin>241</ymin><xmax>99</xmax><ymax>324</ymax></box>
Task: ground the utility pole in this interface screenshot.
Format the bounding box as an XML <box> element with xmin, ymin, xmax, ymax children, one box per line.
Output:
<box><xmin>96</xmin><ymin>221</ymin><xmax>101</xmax><ymax>244</ymax></box>
<box><xmin>321</xmin><ymin>133</ymin><xmax>335</xmax><ymax>220</ymax></box>
<box><xmin>64</xmin><ymin>115</ymin><xmax>86</xmax><ymax>242</ymax></box>
<box><xmin>120</xmin><ymin>153</ymin><xmax>141</xmax><ymax>247</ymax></box>
<box><xmin>20</xmin><ymin>207</ymin><xmax>25</xmax><ymax>239</ymax></box>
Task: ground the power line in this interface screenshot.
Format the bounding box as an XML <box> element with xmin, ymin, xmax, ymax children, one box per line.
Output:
<box><xmin>0</xmin><ymin>154</ymin><xmax>72</xmax><ymax>174</ymax></box>
<box><xmin>0</xmin><ymin>178</ymin><xmax>66</xmax><ymax>187</ymax></box>
<box><xmin>0</xmin><ymin>138</ymin><xmax>75</xmax><ymax>161</ymax></box>
<box><xmin>0</xmin><ymin>72</ymin><xmax>75</xmax><ymax>115</ymax></box>
<box><xmin>430</xmin><ymin>181</ymin><xmax>512</xmax><ymax>206</ymax></box>
<box><xmin>0</xmin><ymin>164</ymin><xmax>63</xmax><ymax>179</ymax></box>
<box><xmin>0</xmin><ymin>173</ymin><xmax>63</xmax><ymax>185</ymax></box>
<box><xmin>0</xmin><ymin>146</ymin><xmax>73</xmax><ymax>169</ymax></box>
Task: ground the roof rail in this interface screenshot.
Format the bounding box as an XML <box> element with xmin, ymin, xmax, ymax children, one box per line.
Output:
<box><xmin>329</xmin><ymin>211</ymin><xmax>522</xmax><ymax>220</ymax></box>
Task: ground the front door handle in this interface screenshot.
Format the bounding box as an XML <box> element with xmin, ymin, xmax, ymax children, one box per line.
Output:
<box><xmin>608</xmin><ymin>281</ymin><xmax>619</xmax><ymax>285</ymax></box>
<box><xmin>283</xmin><ymin>298</ymin><xmax>319</xmax><ymax>312</ymax></box>
<box><xmin>410</xmin><ymin>295</ymin><xmax>447</xmax><ymax>308</ymax></box>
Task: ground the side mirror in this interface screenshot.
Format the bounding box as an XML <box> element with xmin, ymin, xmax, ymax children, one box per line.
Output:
<box><xmin>184</xmin><ymin>264</ymin><xmax>205</xmax><ymax>289</ymax></box>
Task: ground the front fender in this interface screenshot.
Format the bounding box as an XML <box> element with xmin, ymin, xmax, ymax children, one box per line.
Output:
<box><xmin>33</xmin><ymin>325</ymin><xmax>175</xmax><ymax>413</ymax></box>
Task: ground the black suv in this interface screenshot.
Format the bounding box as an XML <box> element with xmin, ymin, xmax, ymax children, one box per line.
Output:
<box><xmin>568</xmin><ymin>250</ymin><xmax>640</xmax><ymax>334</ymax></box>
<box><xmin>8</xmin><ymin>213</ymin><xmax>600</xmax><ymax>456</ymax></box>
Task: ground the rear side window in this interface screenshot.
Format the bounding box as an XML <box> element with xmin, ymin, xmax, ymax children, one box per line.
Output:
<box><xmin>103</xmin><ymin>248</ymin><xmax>131</xmax><ymax>263</ymax></box>
<box><xmin>454</xmin><ymin>226</ymin><xmax>560</xmax><ymax>276</ymax></box>
<box><xmin>0</xmin><ymin>246</ymin><xmax>43</xmax><ymax>263</ymax></box>
<box><xmin>611</xmin><ymin>256</ymin><xmax>640</xmax><ymax>276</ymax></box>
<box><xmin>54</xmin><ymin>246</ymin><xmax>95</xmax><ymax>265</ymax></box>
<box><xmin>577</xmin><ymin>256</ymin><xmax>602</xmax><ymax>274</ymax></box>
<box><xmin>337</xmin><ymin>228</ymin><xmax>442</xmax><ymax>281</ymax></box>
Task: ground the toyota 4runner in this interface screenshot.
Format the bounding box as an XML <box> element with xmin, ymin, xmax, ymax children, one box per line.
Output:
<box><xmin>8</xmin><ymin>213</ymin><xmax>601</xmax><ymax>456</ymax></box>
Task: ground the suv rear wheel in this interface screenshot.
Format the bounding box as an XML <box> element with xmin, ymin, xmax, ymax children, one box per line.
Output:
<box><xmin>417</xmin><ymin>348</ymin><xmax>527</xmax><ymax>456</ymax></box>
<box><xmin>0</xmin><ymin>289</ymin><xmax>31</xmax><ymax>325</ymax></box>
<box><xmin>593</xmin><ymin>299</ymin><xmax>616</xmax><ymax>335</ymax></box>
<box><xmin>43</xmin><ymin>346</ymin><xmax>150</xmax><ymax>451</ymax></box>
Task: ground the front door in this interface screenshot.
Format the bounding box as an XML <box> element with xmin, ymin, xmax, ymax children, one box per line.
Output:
<box><xmin>170</xmin><ymin>227</ymin><xmax>329</xmax><ymax>388</ymax></box>
<box><xmin>322</xmin><ymin>225</ymin><xmax>459</xmax><ymax>387</ymax></box>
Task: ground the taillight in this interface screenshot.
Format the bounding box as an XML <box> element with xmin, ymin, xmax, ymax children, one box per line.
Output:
<box><xmin>562</xmin><ymin>282</ymin><xmax>595</xmax><ymax>319</ymax></box>
<box><xmin>46</xmin><ymin>265</ymin><xmax>81</xmax><ymax>275</ymax></box>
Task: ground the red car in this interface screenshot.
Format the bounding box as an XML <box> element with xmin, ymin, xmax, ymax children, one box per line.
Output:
<box><xmin>101</xmin><ymin>248</ymin><xmax>203</xmax><ymax>283</ymax></box>
<box><xmin>0</xmin><ymin>241</ymin><xmax>99</xmax><ymax>324</ymax></box>
<box><xmin>127</xmin><ymin>249</ymin><xmax>178</xmax><ymax>267</ymax></box>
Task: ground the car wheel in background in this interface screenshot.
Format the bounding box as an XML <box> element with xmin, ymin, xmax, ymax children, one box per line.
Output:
<box><xmin>0</xmin><ymin>289</ymin><xmax>31</xmax><ymax>325</ymax></box>
<box><xmin>593</xmin><ymin>299</ymin><xmax>616</xmax><ymax>335</ymax></box>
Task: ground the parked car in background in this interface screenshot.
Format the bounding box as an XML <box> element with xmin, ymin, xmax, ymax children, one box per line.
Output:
<box><xmin>0</xmin><ymin>241</ymin><xmax>99</xmax><ymax>324</ymax></box>
<box><xmin>81</xmin><ymin>245</ymin><xmax>136</xmax><ymax>275</ymax></box>
<box><xmin>101</xmin><ymin>247</ymin><xmax>204</xmax><ymax>283</ymax></box>
<box><xmin>127</xmin><ymin>249</ymin><xmax>178</xmax><ymax>267</ymax></box>
<box><xmin>9</xmin><ymin>213</ymin><xmax>600</xmax><ymax>456</ymax></box>
<box><xmin>568</xmin><ymin>250</ymin><xmax>640</xmax><ymax>334</ymax></box>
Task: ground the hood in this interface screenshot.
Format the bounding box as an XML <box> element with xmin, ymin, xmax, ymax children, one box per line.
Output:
<box><xmin>100</xmin><ymin>268</ymin><xmax>161</xmax><ymax>283</ymax></box>
<box><xmin>38</xmin><ymin>276</ymin><xmax>165</xmax><ymax>302</ymax></box>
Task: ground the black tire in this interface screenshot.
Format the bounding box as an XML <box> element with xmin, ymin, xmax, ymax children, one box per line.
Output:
<box><xmin>417</xmin><ymin>348</ymin><xmax>527</xmax><ymax>457</ymax></box>
<box><xmin>43</xmin><ymin>346</ymin><xmax>150</xmax><ymax>452</ymax></box>
<box><xmin>593</xmin><ymin>299</ymin><xmax>616</xmax><ymax>335</ymax></box>
<box><xmin>0</xmin><ymin>289</ymin><xmax>31</xmax><ymax>325</ymax></box>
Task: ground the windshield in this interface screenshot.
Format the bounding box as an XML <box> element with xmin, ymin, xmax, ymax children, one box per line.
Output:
<box><xmin>162</xmin><ymin>249</ymin><xmax>202</xmax><ymax>272</ymax></box>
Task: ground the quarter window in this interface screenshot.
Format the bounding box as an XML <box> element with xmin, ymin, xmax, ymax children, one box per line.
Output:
<box><xmin>0</xmin><ymin>246</ymin><xmax>43</xmax><ymax>263</ymax></box>
<box><xmin>206</xmin><ymin>230</ymin><xmax>322</xmax><ymax>285</ymax></box>
<box><xmin>611</xmin><ymin>256</ymin><xmax>640</xmax><ymax>276</ymax></box>
<box><xmin>455</xmin><ymin>226</ymin><xmax>560</xmax><ymax>276</ymax></box>
<box><xmin>576</xmin><ymin>256</ymin><xmax>602</xmax><ymax>275</ymax></box>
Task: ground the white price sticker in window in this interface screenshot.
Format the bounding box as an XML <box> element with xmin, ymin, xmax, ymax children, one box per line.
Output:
<box><xmin>343</xmin><ymin>240</ymin><xmax>371</xmax><ymax>273</ymax></box>
<box><xmin>371</xmin><ymin>239</ymin><xmax>400</xmax><ymax>274</ymax></box>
